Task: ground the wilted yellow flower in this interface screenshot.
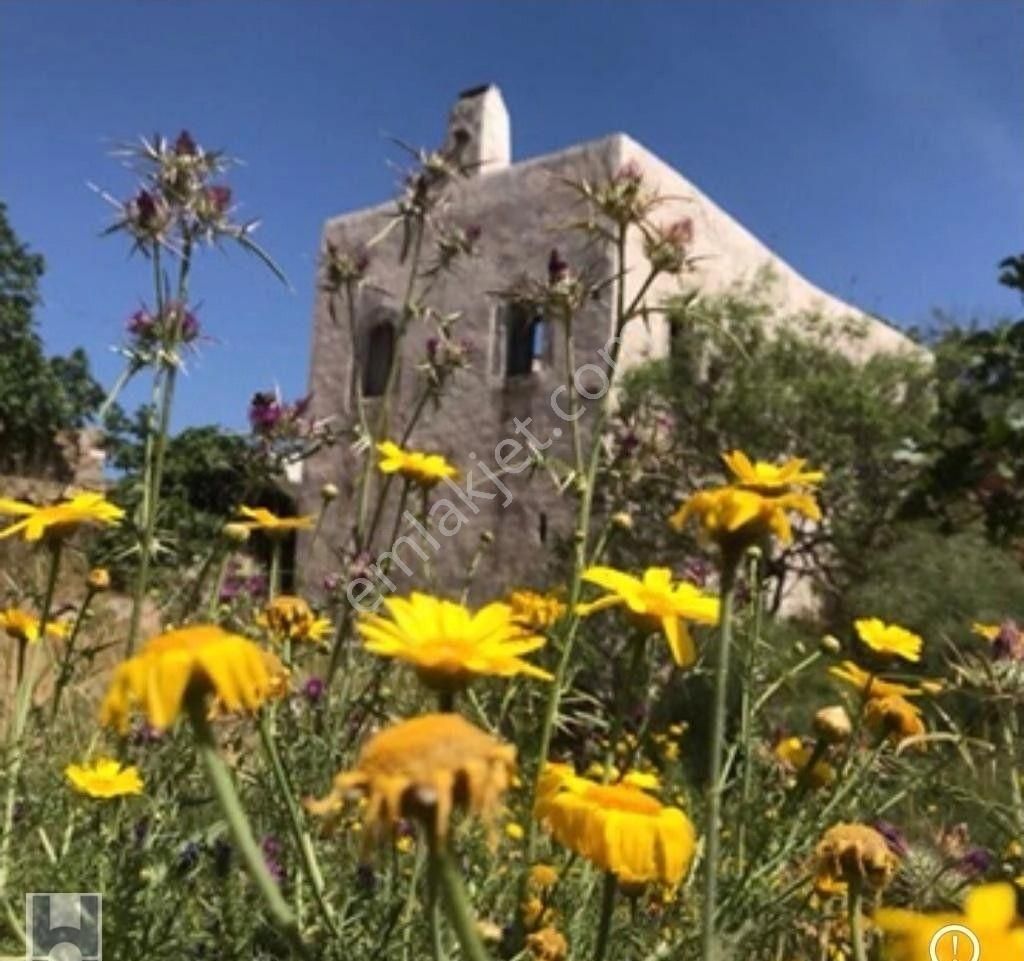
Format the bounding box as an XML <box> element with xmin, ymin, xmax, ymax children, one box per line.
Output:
<box><xmin>100</xmin><ymin>625</ymin><xmax>286</xmax><ymax>732</ymax></box>
<box><xmin>308</xmin><ymin>713</ymin><xmax>515</xmax><ymax>849</ymax></box>
<box><xmin>864</xmin><ymin>695</ymin><xmax>926</xmax><ymax>747</ymax></box>
<box><xmin>528</xmin><ymin>864</ymin><xmax>559</xmax><ymax>893</ymax></box>
<box><xmin>234</xmin><ymin>505</ymin><xmax>314</xmax><ymax>535</ymax></box>
<box><xmin>579</xmin><ymin>566</ymin><xmax>719</xmax><ymax>667</ymax></box>
<box><xmin>65</xmin><ymin>757</ymin><xmax>143</xmax><ymax>798</ymax></box>
<box><xmin>814</xmin><ymin>706</ymin><xmax>853</xmax><ymax>744</ymax></box>
<box><xmin>535</xmin><ymin>764</ymin><xmax>696</xmax><ymax>886</ymax></box>
<box><xmin>815</xmin><ymin>823</ymin><xmax>898</xmax><ymax>895</ymax></box>
<box><xmin>527</xmin><ymin>926</ymin><xmax>568</xmax><ymax>961</ymax></box>
<box><xmin>0</xmin><ymin>491</ymin><xmax>123</xmax><ymax>542</ymax></box>
<box><xmin>86</xmin><ymin>567</ymin><xmax>111</xmax><ymax>592</ymax></box>
<box><xmin>505</xmin><ymin>589</ymin><xmax>567</xmax><ymax>631</ymax></box>
<box><xmin>669</xmin><ymin>485</ymin><xmax>820</xmax><ymax>551</ymax></box>
<box><xmin>854</xmin><ymin>618</ymin><xmax>923</xmax><ymax>664</ymax></box>
<box><xmin>0</xmin><ymin>607</ymin><xmax>68</xmax><ymax>644</ymax></box>
<box><xmin>357</xmin><ymin>592</ymin><xmax>552</xmax><ymax>690</ymax></box>
<box><xmin>377</xmin><ymin>440</ymin><xmax>457</xmax><ymax>487</ymax></box>
<box><xmin>721</xmin><ymin>450</ymin><xmax>825</xmax><ymax>492</ymax></box>
<box><xmin>829</xmin><ymin>661</ymin><xmax>921</xmax><ymax>699</ymax></box>
<box><xmin>876</xmin><ymin>882</ymin><xmax>1024</xmax><ymax>960</ymax></box>
<box><xmin>773</xmin><ymin>737</ymin><xmax>835</xmax><ymax>788</ymax></box>
<box><xmin>257</xmin><ymin>595</ymin><xmax>331</xmax><ymax>645</ymax></box>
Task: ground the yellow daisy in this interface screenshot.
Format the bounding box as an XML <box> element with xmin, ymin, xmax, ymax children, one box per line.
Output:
<box><xmin>308</xmin><ymin>713</ymin><xmax>515</xmax><ymax>848</ymax></box>
<box><xmin>721</xmin><ymin>450</ymin><xmax>825</xmax><ymax>493</ymax></box>
<box><xmin>65</xmin><ymin>757</ymin><xmax>144</xmax><ymax>798</ymax></box>
<box><xmin>534</xmin><ymin>764</ymin><xmax>696</xmax><ymax>886</ymax></box>
<box><xmin>854</xmin><ymin>618</ymin><xmax>923</xmax><ymax>664</ymax></box>
<box><xmin>864</xmin><ymin>694</ymin><xmax>926</xmax><ymax>747</ymax></box>
<box><xmin>971</xmin><ymin>621</ymin><xmax>1002</xmax><ymax>642</ymax></box>
<box><xmin>376</xmin><ymin>440</ymin><xmax>457</xmax><ymax>487</ymax></box>
<box><xmin>0</xmin><ymin>607</ymin><xmax>69</xmax><ymax>643</ymax></box>
<box><xmin>257</xmin><ymin>595</ymin><xmax>331</xmax><ymax>645</ymax></box>
<box><xmin>876</xmin><ymin>882</ymin><xmax>1024</xmax><ymax>960</ymax></box>
<box><xmin>357</xmin><ymin>592</ymin><xmax>552</xmax><ymax>690</ymax></box>
<box><xmin>669</xmin><ymin>485</ymin><xmax>820</xmax><ymax>551</ymax></box>
<box><xmin>773</xmin><ymin>736</ymin><xmax>835</xmax><ymax>788</ymax></box>
<box><xmin>234</xmin><ymin>505</ymin><xmax>314</xmax><ymax>535</ymax></box>
<box><xmin>99</xmin><ymin>624</ymin><xmax>286</xmax><ymax>732</ymax></box>
<box><xmin>505</xmin><ymin>589</ymin><xmax>567</xmax><ymax>631</ymax></box>
<box><xmin>579</xmin><ymin>566</ymin><xmax>719</xmax><ymax>667</ymax></box>
<box><xmin>828</xmin><ymin>661</ymin><xmax>921</xmax><ymax>699</ymax></box>
<box><xmin>0</xmin><ymin>491</ymin><xmax>123</xmax><ymax>541</ymax></box>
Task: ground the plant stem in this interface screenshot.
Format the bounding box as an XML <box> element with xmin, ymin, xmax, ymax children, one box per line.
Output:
<box><xmin>847</xmin><ymin>878</ymin><xmax>867</xmax><ymax>961</ymax></box>
<box><xmin>593</xmin><ymin>871</ymin><xmax>617</xmax><ymax>961</ymax></box>
<box><xmin>736</xmin><ymin>550</ymin><xmax>762</xmax><ymax>870</ymax></box>
<box><xmin>270</xmin><ymin>538</ymin><xmax>282</xmax><ymax>600</ymax></box>
<box><xmin>429</xmin><ymin>847</ymin><xmax>490</xmax><ymax>961</ymax></box>
<box><xmin>257</xmin><ymin>710</ymin><xmax>341</xmax><ymax>941</ymax></box>
<box><xmin>700</xmin><ymin>548</ymin><xmax>739</xmax><ymax>961</ymax></box>
<box><xmin>51</xmin><ymin>584</ymin><xmax>98</xmax><ymax>722</ymax></box>
<box><xmin>186</xmin><ymin>693</ymin><xmax>311</xmax><ymax>959</ymax></box>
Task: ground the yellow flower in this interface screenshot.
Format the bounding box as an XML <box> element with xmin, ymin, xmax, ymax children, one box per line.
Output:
<box><xmin>505</xmin><ymin>589</ymin><xmax>567</xmax><ymax>631</ymax></box>
<box><xmin>535</xmin><ymin>764</ymin><xmax>696</xmax><ymax>886</ymax></box>
<box><xmin>257</xmin><ymin>595</ymin><xmax>331</xmax><ymax>645</ymax></box>
<box><xmin>528</xmin><ymin>864</ymin><xmax>559</xmax><ymax>893</ymax></box>
<box><xmin>99</xmin><ymin>625</ymin><xmax>286</xmax><ymax>732</ymax></box>
<box><xmin>357</xmin><ymin>592</ymin><xmax>552</xmax><ymax>690</ymax></box>
<box><xmin>505</xmin><ymin>822</ymin><xmax>525</xmax><ymax>841</ymax></box>
<box><xmin>527</xmin><ymin>926</ymin><xmax>568</xmax><ymax>961</ymax></box>
<box><xmin>234</xmin><ymin>505</ymin><xmax>314</xmax><ymax>535</ymax></box>
<box><xmin>828</xmin><ymin>661</ymin><xmax>921</xmax><ymax>699</ymax></box>
<box><xmin>0</xmin><ymin>607</ymin><xmax>68</xmax><ymax>644</ymax></box>
<box><xmin>308</xmin><ymin>713</ymin><xmax>515</xmax><ymax>849</ymax></box>
<box><xmin>854</xmin><ymin>618</ymin><xmax>923</xmax><ymax>664</ymax></box>
<box><xmin>721</xmin><ymin>450</ymin><xmax>825</xmax><ymax>492</ymax></box>
<box><xmin>972</xmin><ymin>621</ymin><xmax>1001</xmax><ymax>642</ymax></box>
<box><xmin>0</xmin><ymin>491</ymin><xmax>123</xmax><ymax>541</ymax></box>
<box><xmin>864</xmin><ymin>695</ymin><xmax>926</xmax><ymax>747</ymax></box>
<box><xmin>815</xmin><ymin>823</ymin><xmax>898</xmax><ymax>895</ymax></box>
<box><xmin>65</xmin><ymin>757</ymin><xmax>143</xmax><ymax>798</ymax></box>
<box><xmin>669</xmin><ymin>485</ymin><xmax>820</xmax><ymax>550</ymax></box>
<box><xmin>620</xmin><ymin>770</ymin><xmax>662</xmax><ymax>792</ymax></box>
<box><xmin>376</xmin><ymin>440</ymin><xmax>457</xmax><ymax>487</ymax></box>
<box><xmin>579</xmin><ymin>566</ymin><xmax>719</xmax><ymax>667</ymax></box>
<box><xmin>86</xmin><ymin>567</ymin><xmax>111</xmax><ymax>591</ymax></box>
<box><xmin>876</xmin><ymin>882</ymin><xmax>1024</xmax><ymax>960</ymax></box>
<box><xmin>773</xmin><ymin>737</ymin><xmax>835</xmax><ymax>788</ymax></box>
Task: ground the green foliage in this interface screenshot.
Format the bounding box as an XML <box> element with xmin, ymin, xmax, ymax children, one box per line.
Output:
<box><xmin>609</xmin><ymin>273</ymin><xmax>935</xmax><ymax>614</ymax></box>
<box><xmin>0</xmin><ymin>201</ymin><xmax>108</xmax><ymax>476</ymax></box>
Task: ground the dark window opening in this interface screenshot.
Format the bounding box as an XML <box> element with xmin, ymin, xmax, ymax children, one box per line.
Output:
<box><xmin>505</xmin><ymin>306</ymin><xmax>549</xmax><ymax>378</ymax></box>
<box><xmin>362</xmin><ymin>320</ymin><xmax>396</xmax><ymax>397</ymax></box>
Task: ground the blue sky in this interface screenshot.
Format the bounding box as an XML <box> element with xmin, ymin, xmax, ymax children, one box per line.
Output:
<box><xmin>2</xmin><ymin>1</ymin><xmax>1021</xmax><ymax>431</ymax></box>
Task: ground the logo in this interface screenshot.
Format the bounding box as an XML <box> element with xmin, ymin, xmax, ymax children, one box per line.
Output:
<box><xmin>929</xmin><ymin>923</ymin><xmax>981</xmax><ymax>961</ymax></box>
<box><xmin>26</xmin><ymin>893</ymin><xmax>101</xmax><ymax>961</ymax></box>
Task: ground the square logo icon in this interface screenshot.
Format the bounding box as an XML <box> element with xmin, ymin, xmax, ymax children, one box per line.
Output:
<box><xmin>26</xmin><ymin>893</ymin><xmax>101</xmax><ymax>961</ymax></box>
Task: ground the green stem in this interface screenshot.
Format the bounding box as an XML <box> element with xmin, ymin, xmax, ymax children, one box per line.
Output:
<box><xmin>51</xmin><ymin>585</ymin><xmax>98</xmax><ymax>722</ymax></box>
<box><xmin>700</xmin><ymin>548</ymin><xmax>739</xmax><ymax>961</ymax></box>
<box><xmin>1004</xmin><ymin>708</ymin><xmax>1024</xmax><ymax>837</ymax></box>
<box><xmin>257</xmin><ymin>711</ymin><xmax>341</xmax><ymax>941</ymax></box>
<box><xmin>430</xmin><ymin>847</ymin><xmax>490</xmax><ymax>961</ymax></box>
<box><xmin>848</xmin><ymin>879</ymin><xmax>867</xmax><ymax>961</ymax></box>
<box><xmin>429</xmin><ymin>862</ymin><xmax>446</xmax><ymax>961</ymax></box>
<box><xmin>593</xmin><ymin>871</ymin><xmax>617</xmax><ymax>961</ymax></box>
<box><xmin>186</xmin><ymin>694</ymin><xmax>311</xmax><ymax>958</ymax></box>
<box><xmin>270</xmin><ymin>539</ymin><xmax>282</xmax><ymax>600</ymax></box>
<box><xmin>736</xmin><ymin>550</ymin><xmax>762</xmax><ymax>870</ymax></box>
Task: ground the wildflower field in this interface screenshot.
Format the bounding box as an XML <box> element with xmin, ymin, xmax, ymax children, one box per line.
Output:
<box><xmin>2</xmin><ymin>129</ymin><xmax>1024</xmax><ymax>961</ymax></box>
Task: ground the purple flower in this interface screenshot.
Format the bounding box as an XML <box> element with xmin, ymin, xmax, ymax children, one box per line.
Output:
<box><xmin>249</xmin><ymin>391</ymin><xmax>283</xmax><ymax>433</ymax></box>
<box><xmin>134</xmin><ymin>189</ymin><xmax>159</xmax><ymax>228</ymax></box>
<box><xmin>992</xmin><ymin>620</ymin><xmax>1024</xmax><ymax>661</ymax></box>
<box><xmin>127</xmin><ymin>308</ymin><xmax>154</xmax><ymax>337</ymax></box>
<box><xmin>303</xmin><ymin>677</ymin><xmax>326</xmax><ymax>704</ymax></box>
<box><xmin>205</xmin><ymin>185</ymin><xmax>231</xmax><ymax>213</ymax></box>
<box><xmin>680</xmin><ymin>558</ymin><xmax>712</xmax><ymax>587</ymax></box>
<box><xmin>130</xmin><ymin>721</ymin><xmax>164</xmax><ymax>745</ymax></box>
<box><xmin>957</xmin><ymin>847</ymin><xmax>994</xmax><ymax>877</ymax></box>
<box><xmin>616</xmin><ymin>430</ymin><xmax>639</xmax><ymax>457</ymax></box>
<box><xmin>872</xmin><ymin>820</ymin><xmax>910</xmax><ymax>858</ymax></box>
<box><xmin>323</xmin><ymin>573</ymin><xmax>341</xmax><ymax>592</ymax></box>
<box><xmin>174</xmin><ymin>130</ymin><xmax>198</xmax><ymax>156</ymax></box>
<box><xmin>261</xmin><ymin>835</ymin><xmax>286</xmax><ymax>884</ymax></box>
<box><xmin>548</xmin><ymin>248</ymin><xmax>569</xmax><ymax>285</ymax></box>
<box><xmin>426</xmin><ymin>337</ymin><xmax>440</xmax><ymax>360</ymax></box>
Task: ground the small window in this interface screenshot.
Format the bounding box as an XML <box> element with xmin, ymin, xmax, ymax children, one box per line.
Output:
<box><xmin>505</xmin><ymin>305</ymin><xmax>549</xmax><ymax>378</ymax></box>
<box><xmin>362</xmin><ymin>320</ymin><xmax>396</xmax><ymax>397</ymax></box>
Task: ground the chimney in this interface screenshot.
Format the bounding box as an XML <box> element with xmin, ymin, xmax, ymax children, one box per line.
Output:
<box><xmin>445</xmin><ymin>84</ymin><xmax>510</xmax><ymax>176</ymax></box>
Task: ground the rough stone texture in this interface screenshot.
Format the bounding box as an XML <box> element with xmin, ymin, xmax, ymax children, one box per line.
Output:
<box><xmin>298</xmin><ymin>88</ymin><xmax>920</xmax><ymax>608</ymax></box>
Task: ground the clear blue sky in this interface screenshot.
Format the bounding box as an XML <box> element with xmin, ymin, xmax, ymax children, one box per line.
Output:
<box><xmin>2</xmin><ymin>1</ymin><xmax>1021</xmax><ymax>431</ymax></box>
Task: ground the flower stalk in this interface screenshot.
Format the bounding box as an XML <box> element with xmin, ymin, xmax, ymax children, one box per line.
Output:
<box><xmin>593</xmin><ymin>870</ymin><xmax>618</xmax><ymax>961</ymax></box>
<box><xmin>428</xmin><ymin>846</ymin><xmax>490</xmax><ymax>961</ymax></box>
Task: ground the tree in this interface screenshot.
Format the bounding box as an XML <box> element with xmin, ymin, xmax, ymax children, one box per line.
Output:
<box><xmin>0</xmin><ymin>201</ymin><xmax>108</xmax><ymax>476</ymax></box>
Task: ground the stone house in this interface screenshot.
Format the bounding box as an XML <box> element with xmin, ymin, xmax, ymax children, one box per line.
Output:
<box><xmin>298</xmin><ymin>84</ymin><xmax>917</xmax><ymax>606</ymax></box>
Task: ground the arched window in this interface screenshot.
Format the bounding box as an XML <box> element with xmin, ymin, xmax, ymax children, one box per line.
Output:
<box><xmin>505</xmin><ymin>305</ymin><xmax>549</xmax><ymax>378</ymax></box>
<box><xmin>362</xmin><ymin>319</ymin><xmax>396</xmax><ymax>397</ymax></box>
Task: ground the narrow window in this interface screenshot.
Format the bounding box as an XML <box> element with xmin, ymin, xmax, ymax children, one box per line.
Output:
<box><xmin>505</xmin><ymin>305</ymin><xmax>549</xmax><ymax>378</ymax></box>
<box><xmin>362</xmin><ymin>320</ymin><xmax>395</xmax><ymax>397</ymax></box>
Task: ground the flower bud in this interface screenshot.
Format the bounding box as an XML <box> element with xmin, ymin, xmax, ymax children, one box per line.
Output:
<box><xmin>814</xmin><ymin>705</ymin><xmax>852</xmax><ymax>744</ymax></box>
<box><xmin>222</xmin><ymin>522</ymin><xmax>250</xmax><ymax>544</ymax></box>
<box><xmin>320</xmin><ymin>482</ymin><xmax>339</xmax><ymax>502</ymax></box>
<box><xmin>87</xmin><ymin>567</ymin><xmax>111</xmax><ymax>592</ymax></box>
<box><xmin>611</xmin><ymin>511</ymin><xmax>633</xmax><ymax>530</ymax></box>
<box><xmin>820</xmin><ymin>634</ymin><xmax>842</xmax><ymax>655</ymax></box>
